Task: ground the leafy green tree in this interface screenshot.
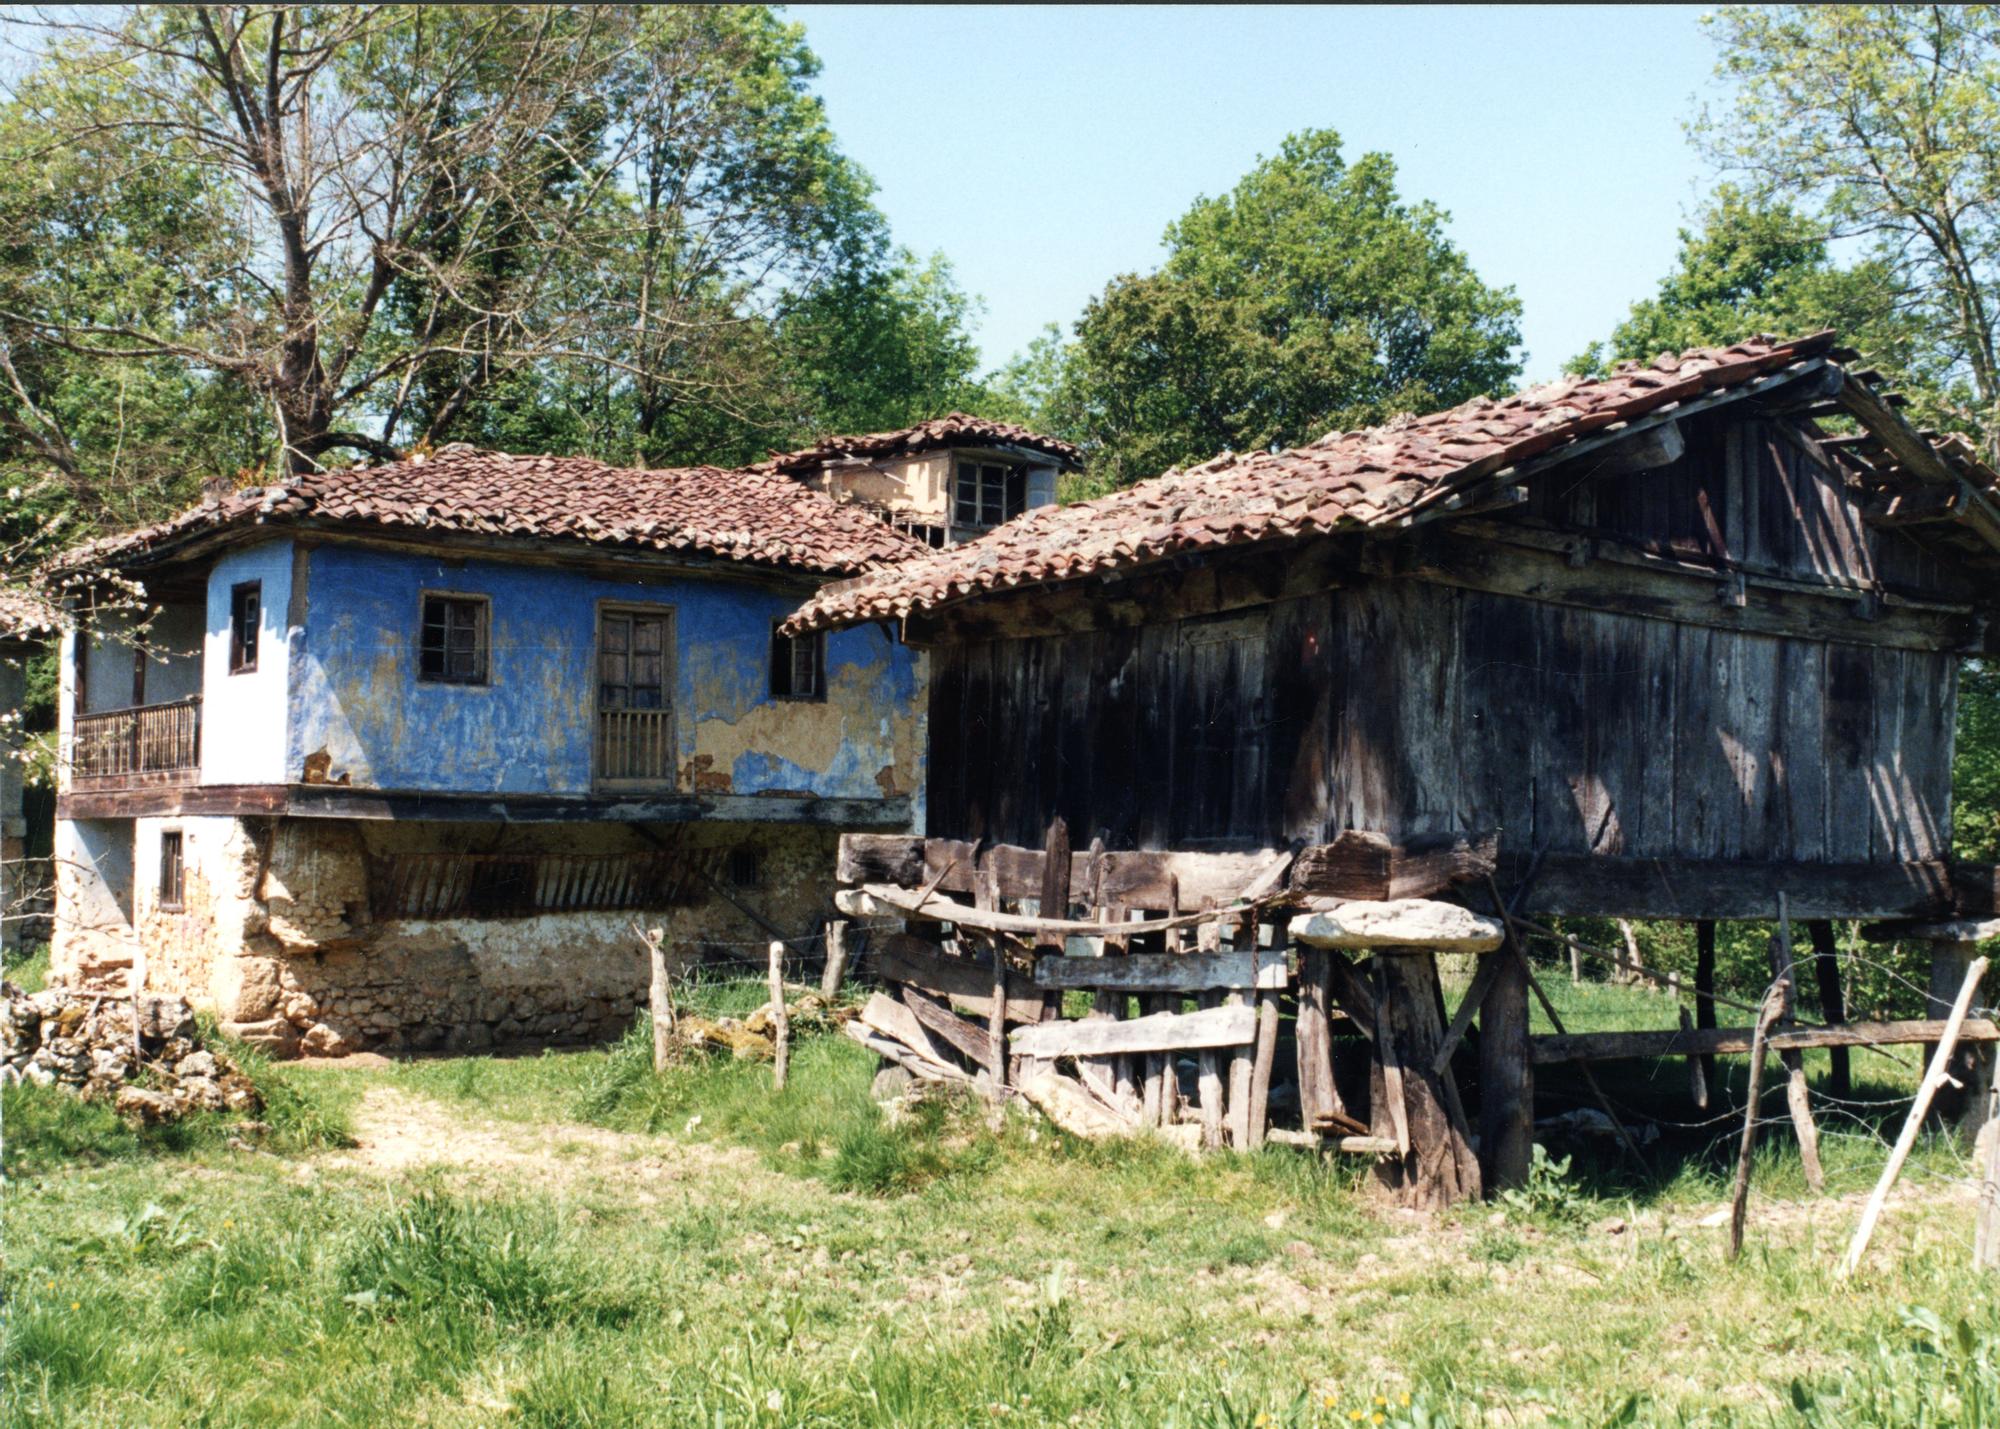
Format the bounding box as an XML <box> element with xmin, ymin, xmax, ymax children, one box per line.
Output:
<box><xmin>1699</xmin><ymin>4</ymin><xmax>2000</xmax><ymax>452</ymax></box>
<box><xmin>0</xmin><ymin>5</ymin><xmax>883</xmax><ymax>483</ymax></box>
<box><xmin>1567</xmin><ymin>188</ymin><xmax>1938</xmax><ymax>393</ymax></box>
<box><xmin>776</xmin><ymin>250</ymin><xmax>989</xmax><ymax>440</ymax></box>
<box><xmin>1050</xmin><ymin>129</ymin><xmax>1522</xmax><ymax>489</ymax></box>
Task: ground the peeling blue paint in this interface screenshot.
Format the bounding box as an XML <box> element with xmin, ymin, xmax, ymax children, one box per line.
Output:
<box><xmin>284</xmin><ymin>545</ymin><xmax>920</xmax><ymax>798</ymax></box>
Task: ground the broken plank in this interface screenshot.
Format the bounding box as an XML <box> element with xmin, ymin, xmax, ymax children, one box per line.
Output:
<box><xmin>859</xmin><ymin>993</ymin><xmax>947</xmax><ymax>1064</ymax></box>
<box><xmin>837</xmin><ymin>884</ymin><xmax>1256</xmax><ymax>939</ymax></box>
<box><xmin>900</xmin><ymin>985</ymin><xmax>995</xmax><ymax>1067</ymax></box>
<box><xmin>1008</xmin><ymin>1004</ymin><xmax>1258</xmax><ymax>1060</ymax></box>
<box><xmin>1290</xmin><ymin>899</ymin><xmax>1505</xmax><ymax>952</ymax></box>
<box><xmin>869</xmin><ymin>934</ymin><xmax>1044</xmax><ymax>1025</ymax></box>
<box><xmin>842</xmin><ymin>1021</ymin><xmax>973</xmax><ymax>1083</ymax></box>
<box><xmin>1033</xmin><ymin>950</ymin><xmax>1288</xmax><ymax>993</ymax></box>
<box><xmin>1532</xmin><ymin>1018</ymin><xmax>2000</xmax><ymax>1065</ymax></box>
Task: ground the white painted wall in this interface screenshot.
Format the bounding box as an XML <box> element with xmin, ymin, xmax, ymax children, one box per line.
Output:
<box><xmin>202</xmin><ymin>540</ymin><xmax>294</xmax><ymax>786</ymax></box>
<box><xmin>52</xmin><ymin>816</ymin><xmax>135</xmax><ymax>979</ymax></box>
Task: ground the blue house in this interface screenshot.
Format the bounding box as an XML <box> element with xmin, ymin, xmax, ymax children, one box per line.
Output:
<box><xmin>49</xmin><ymin>445</ymin><xmax>931</xmax><ymax>1055</ymax></box>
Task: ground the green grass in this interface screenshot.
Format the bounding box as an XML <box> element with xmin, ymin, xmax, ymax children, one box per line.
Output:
<box><xmin>7</xmin><ymin>973</ymin><xmax>1999</xmax><ymax>1426</ymax></box>
<box><xmin>3</xmin><ymin>938</ymin><xmax>50</xmax><ymax>991</ymax></box>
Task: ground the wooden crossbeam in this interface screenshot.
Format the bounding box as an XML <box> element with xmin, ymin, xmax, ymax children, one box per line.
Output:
<box><xmin>1008</xmin><ymin>1005</ymin><xmax>1257</xmax><ymax>1059</ymax></box>
<box><xmin>1531</xmin><ymin>1018</ymin><xmax>2000</xmax><ymax>1066</ymax></box>
<box><xmin>1033</xmin><ymin>951</ymin><xmax>1288</xmax><ymax>993</ymax></box>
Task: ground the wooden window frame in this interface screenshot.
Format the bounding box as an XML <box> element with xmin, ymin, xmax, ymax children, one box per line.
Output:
<box><xmin>769</xmin><ymin>623</ymin><xmax>826</xmax><ymax>702</ymax></box>
<box><xmin>953</xmin><ymin>457</ymin><xmax>1029</xmax><ymax>532</ymax></box>
<box><xmin>228</xmin><ymin>581</ymin><xmax>260</xmax><ymax>675</ymax></box>
<box><xmin>417</xmin><ymin>591</ymin><xmax>492</xmax><ymax>687</ymax></box>
<box><xmin>158</xmin><ymin>828</ymin><xmax>184</xmax><ymax>911</ymax></box>
<box><xmin>592</xmin><ymin>600</ymin><xmax>677</xmax><ymax>790</ymax></box>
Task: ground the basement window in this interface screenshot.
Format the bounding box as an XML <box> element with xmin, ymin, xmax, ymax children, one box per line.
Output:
<box><xmin>228</xmin><ymin>582</ymin><xmax>260</xmax><ymax>674</ymax></box>
<box><xmin>770</xmin><ymin>625</ymin><xmax>825</xmax><ymax>701</ymax></box>
<box><xmin>158</xmin><ymin>830</ymin><xmax>184</xmax><ymax>911</ymax></box>
<box><xmin>419</xmin><ymin>594</ymin><xmax>490</xmax><ymax>685</ymax></box>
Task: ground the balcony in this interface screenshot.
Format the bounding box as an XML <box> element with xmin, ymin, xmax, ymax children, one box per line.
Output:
<box><xmin>72</xmin><ymin>697</ymin><xmax>201</xmax><ymax>790</ymax></box>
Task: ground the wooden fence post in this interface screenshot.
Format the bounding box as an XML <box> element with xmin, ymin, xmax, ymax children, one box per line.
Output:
<box><xmin>1728</xmin><ymin>986</ymin><xmax>1785</xmax><ymax>1261</ymax></box>
<box><xmin>767</xmin><ymin>939</ymin><xmax>790</xmax><ymax>1092</ymax></box>
<box><xmin>1771</xmin><ymin>899</ymin><xmax>1825</xmax><ymax>1194</ymax></box>
<box><xmin>642</xmin><ymin>924</ymin><xmax>674</xmax><ymax>1073</ymax></box>
<box><xmin>820</xmin><ymin>919</ymin><xmax>850</xmax><ymax>1001</ymax></box>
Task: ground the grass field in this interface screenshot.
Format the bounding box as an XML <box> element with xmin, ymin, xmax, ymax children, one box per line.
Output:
<box><xmin>6</xmin><ymin>968</ymin><xmax>2000</xmax><ymax>1427</ymax></box>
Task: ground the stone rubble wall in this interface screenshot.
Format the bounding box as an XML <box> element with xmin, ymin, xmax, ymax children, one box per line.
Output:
<box><xmin>124</xmin><ymin>815</ymin><xmax>836</xmax><ymax>1058</ymax></box>
<box><xmin>2</xmin><ymin>984</ymin><xmax>261</xmax><ymax>1122</ymax></box>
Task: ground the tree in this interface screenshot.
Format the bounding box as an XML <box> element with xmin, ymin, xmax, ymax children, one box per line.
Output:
<box><xmin>1699</xmin><ymin>4</ymin><xmax>2000</xmax><ymax>452</ymax></box>
<box><xmin>776</xmin><ymin>250</ymin><xmax>989</xmax><ymax>439</ymax></box>
<box><xmin>1566</xmin><ymin>187</ymin><xmax>1949</xmax><ymax>410</ymax></box>
<box><xmin>0</xmin><ymin>5</ymin><xmax>876</xmax><ymax>477</ymax></box>
<box><xmin>1049</xmin><ymin>130</ymin><xmax>1521</xmax><ymax>489</ymax></box>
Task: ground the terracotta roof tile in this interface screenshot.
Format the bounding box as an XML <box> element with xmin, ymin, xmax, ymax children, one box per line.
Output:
<box><xmin>788</xmin><ymin>334</ymin><xmax>1883</xmax><ymax>631</ymax></box>
<box><xmin>757</xmin><ymin>413</ymin><xmax>1081</xmax><ymax>476</ymax></box>
<box><xmin>56</xmin><ymin>447</ymin><xmax>926</xmax><ymax>579</ymax></box>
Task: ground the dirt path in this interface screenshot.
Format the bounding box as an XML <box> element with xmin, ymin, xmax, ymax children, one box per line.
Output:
<box><xmin>308</xmin><ymin>1086</ymin><xmax>765</xmax><ymax>1198</ymax></box>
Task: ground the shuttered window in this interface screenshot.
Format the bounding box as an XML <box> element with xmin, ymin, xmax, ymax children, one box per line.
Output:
<box><xmin>419</xmin><ymin>594</ymin><xmax>489</xmax><ymax>684</ymax></box>
<box><xmin>770</xmin><ymin>625</ymin><xmax>825</xmax><ymax>701</ymax></box>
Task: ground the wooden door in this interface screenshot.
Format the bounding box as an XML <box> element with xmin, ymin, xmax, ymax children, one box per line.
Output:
<box><xmin>595</xmin><ymin>606</ymin><xmax>675</xmax><ymax>787</ymax></box>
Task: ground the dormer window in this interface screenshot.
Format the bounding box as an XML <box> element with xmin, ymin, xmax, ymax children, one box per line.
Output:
<box><xmin>954</xmin><ymin>460</ymin><xmax>1027</xmax><ymax>530</ymax></box>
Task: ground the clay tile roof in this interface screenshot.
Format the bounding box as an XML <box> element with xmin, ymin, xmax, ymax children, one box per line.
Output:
<box><xmin>757</xmin><ymin>413</ymin><xmax>1081</xmax><ymax>476</ymax></box>
<box><xmin>55</xmin><ymin>446</ymin><xmax>927</xmax><ymax>579</ymax></box>
<box><xmin>787</xmin><ymin>334</ymin><xmax>1866</xmax><ymax>632</ymax></box>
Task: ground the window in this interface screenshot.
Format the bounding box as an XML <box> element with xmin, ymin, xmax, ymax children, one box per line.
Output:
<box><xmin>727</xmin><ymin>846</ymin><xmax>762</xmax><ymax>888</ymax></box>
<box><xmin>419</xmin><ymin>594</ymin><xmax>489</xmax><ymax>685</ymax></box>
<box><xmin>770</xmin><ymin>625</ymin><xmax>825</xmax><ymax>701</ymax></box>
<box><xmin>953</xmin><ymin>460</ymin><xmax>1027</xmax><ymax>530</ymax></box>
<box><xmin>599</xmin><ymin>608</ymin><xmax>670</xmax><ymax>710</ymax></box>
<box><xmin>228</xmin><ymin>582</ymin><xmax>260</xmax><ymax>674</ymax></box>
<box><xmin>158</xmin><ymin>831</ymin><xmax>184</xmax><ymax>910</ymax></box>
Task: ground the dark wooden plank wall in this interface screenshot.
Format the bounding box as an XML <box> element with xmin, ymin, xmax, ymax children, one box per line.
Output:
<box><xmin>926</xmin><ymin>581</ymin><xmax>1958</xmax><ymax>866</ymax></box>
<box><xmin>926</xmin><ymin>412</ymin><xmax>1962</xmax><ymax>863</ymax></box>
<box><xmin>1531</xmin><ymin>413</ymin><xmax>1974</xmax><ymax>599</ymax></box>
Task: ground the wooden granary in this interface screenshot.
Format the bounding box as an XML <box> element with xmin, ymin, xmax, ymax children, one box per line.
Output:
<box><xmin>792</xmin><ymin>333</ymin><xmax>2000</xmax><ymax>1206</ymax></box>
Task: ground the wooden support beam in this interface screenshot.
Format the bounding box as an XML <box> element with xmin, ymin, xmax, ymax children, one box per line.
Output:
<box><xmin>1532</xmin><ymin>1017</ymin><xmax>2000</xmax><ymax>1065</ymax></box>
<box><xmin>1368</xmin><ymin>952</ymin><xmax>1483</xmax><ymax>1208</ymax></box>
<box><xmin>1808</xmin><ymin>919</ymin><xmax>1851</xmax><ymax>1099</ymax></box>
<box><xmin>1290</xmin><ymin>829</ymin><xmax>1498</xmax><ymax>902</ymax></box>
<box><xmin>837</xmin><ymin>835</ymin><xmax>1277</xmax><ymax>911</ymax></box>
<box><xmin>1506</xmin><ymin>855</ymin><xmax>1957</xmax><ymax>921</ymax></box>
<box><xmin>1479</xmin><ymin>946</ymin><xmax>1533</xmax><ymax>1191</ymax></box>
<box><xmin>1695</xmin><ymin>919</ymin><xmax>1718</xmax><ymax>1094</ymax></box>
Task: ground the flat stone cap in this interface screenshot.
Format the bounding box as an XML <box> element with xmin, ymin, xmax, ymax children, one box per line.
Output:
<box><xmin>1288</xmin><ymin>898</ymin><xmax>1505</xmax><ymax>953</ymax></box>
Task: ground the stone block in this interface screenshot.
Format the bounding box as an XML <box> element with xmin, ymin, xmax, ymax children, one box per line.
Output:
<box><xmin>211</xmin><ymin>956</ymin><xmax>284</xmax><ymax>1022</ymax></box>
<box><xmin>219</xmin><ymin>1017</ymin><xmax>302</xmax><ymax>1058</ymax></box>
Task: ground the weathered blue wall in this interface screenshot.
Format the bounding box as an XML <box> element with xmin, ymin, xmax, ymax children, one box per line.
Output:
<box><xmin>286</xmin><ymin>545</ymin><xmax>923</xmax><ymax>799</ymax></box>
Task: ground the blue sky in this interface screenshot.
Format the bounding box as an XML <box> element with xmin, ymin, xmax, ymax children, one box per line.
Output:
<box><xmin>802</xmin><ymin>4</ymin><xmax>1728</xmax><ymax>383</ymax></box>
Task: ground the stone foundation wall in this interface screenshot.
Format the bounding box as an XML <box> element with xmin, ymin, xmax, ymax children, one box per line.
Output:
<box><xmin>125</xmin><ymin>814</ymin><xmax>837</xmax><ymax>1057</ymax></box>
